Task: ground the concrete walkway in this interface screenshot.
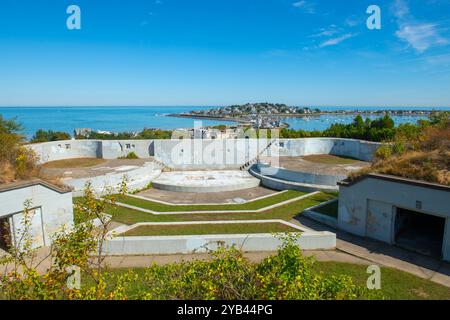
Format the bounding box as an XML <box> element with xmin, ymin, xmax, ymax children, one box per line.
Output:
<box><xmin>293</xmin><ymin>216</ymin><xmax>450</xmax><ymax>288</ymax></box>
<box><xmin>102</xmin><ymin>250</ymin><xmax>369</xmax><ymax>269</ymax></box>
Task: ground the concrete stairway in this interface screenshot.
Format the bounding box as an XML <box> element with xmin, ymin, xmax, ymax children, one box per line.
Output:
<box><xmin>240</xmin><ymin>140</ymin><xmax>276</xmax><ymax>171</ymax></box>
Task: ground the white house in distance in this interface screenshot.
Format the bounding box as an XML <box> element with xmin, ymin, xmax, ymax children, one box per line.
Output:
<box><xmin>0</xmin><ymin>179</ymin><xmax>74</xmax><ymax>251</ymax></box>
<box><xmin>338</xmin><ymin>173</ymin><xmax>450</xmax><ymax>262</ymax></box>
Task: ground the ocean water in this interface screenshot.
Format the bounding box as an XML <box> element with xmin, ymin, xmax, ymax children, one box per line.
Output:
<box><xmin>0</xmin><ymin>106</ymin><xmax>448</xmax><ymax>139</ymax></box>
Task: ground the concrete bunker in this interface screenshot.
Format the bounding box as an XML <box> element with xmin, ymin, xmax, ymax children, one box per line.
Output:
<box><xmin>394</xmin><ymin>207</ymin><xmax>446</xmax><ymax>258</ymax></box>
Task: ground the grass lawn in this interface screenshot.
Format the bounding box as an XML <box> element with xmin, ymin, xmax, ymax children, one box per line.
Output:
<box><xmin>122</xmin><ymin>222</ymin><xmax>299</xmax><ymax>236</ymax></box>
<box><xmin>315</xmin><ymin>261</ymin><xmax>450</xmax><ymax>300</ymax></box>
<box><xmin>82</xmin><ymin>262</ymin><xmax>450</xmax><ymax>300</ymax></box>
<box><xmin>43</xmin><ymin>158</ymin><xmax>106</xmax><ymax>168</ymax></box>
<box><xmin>112</xmin><ymin>190</ymin><xmax>305</xmax><ymax>212</ymax></box>
<box><xmin>94</xmin><ymin>192</ymin><xmax>336</xmax><ymax>225</ymax></box>
<box><xmin>302</xmin><ymin>154</ymin><xmax>359</xmax><ymax>165</ymax></box>
<box><xmin>314</xmin><ymin>200</ymin><xmax>338</xmax><ymax>218</ymax></box>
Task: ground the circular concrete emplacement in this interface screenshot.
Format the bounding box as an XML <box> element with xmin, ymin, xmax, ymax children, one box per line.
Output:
<box><xmin>152</xmin><ymin>170</ymin><xmax>261</xmax><ymax>193</ymax></box>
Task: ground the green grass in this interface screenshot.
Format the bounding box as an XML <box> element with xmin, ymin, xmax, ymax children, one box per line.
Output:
<box><xmin>314</xmin><ymin>261</ymin><xmax>450</xmax><ymax>300</ymax></box>
<box><xmin>314</xmin><ymin>200</ymin><xmax>338</xmax><ymax>218</ymax></box>
<box><xmin>97</xmin><ymin>192</ymin><xmax>336</xmax><ymax>225</ymax></box>
<box><xmin>82</xmin><ymin>262</ymin><xmax>450</xmax><ymax>300</ymax></box>
<box><xmin>111</xmin><ymin>190</ymin><xmax>305</xmax><ymax>212</ymax></box>
<box><xmin>122</xmin><ymin>222</ymin><xmax>299</xmax><ymax>236</ymax></box>
<box><xmin>42</xmin><ymin>158</ymin><xmax>106</xmax><ymax>168</ymax></box>
<box><xmin>302</xmin><ymin>154</ymin><xmax>359</xmax><ymax>165</ymax></box>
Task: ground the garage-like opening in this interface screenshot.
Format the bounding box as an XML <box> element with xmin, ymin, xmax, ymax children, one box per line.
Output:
<box><xmin>394</xmin><ymin>207</ymin><xmax>445</xmax><ymax>258</ymax></box>
<box><xmin>0</xmin><ymin>216</ymin><xmax>12</xmax><ymax>252</ymax></box>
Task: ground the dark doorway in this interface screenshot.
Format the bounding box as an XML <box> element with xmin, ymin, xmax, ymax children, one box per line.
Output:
<box><xmin>394</xmin><ymin>208</ymin><xmax>445</xmax><ymax>258</ymax></box>
<box><xmin>0</xmin><ymin>216</ymin><xmax>12</xmax><ymax>252</ymax></box>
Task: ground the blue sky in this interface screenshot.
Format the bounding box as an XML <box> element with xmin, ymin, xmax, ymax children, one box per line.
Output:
<box><xmin>0</xmin><ymin>0</ymin><xmax>450</xmax><ymax>107</ymax></box>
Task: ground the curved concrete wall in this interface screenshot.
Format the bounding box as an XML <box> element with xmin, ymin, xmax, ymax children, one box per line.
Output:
<box><xmin>257</xmin><ymin>163</ymin><xmax>345</xmax><ymax>186</ymax></box>
<box><xmin>28</xmin><ymin>138</ymin><xmax>380</xmax><ymax>167</ymax></box>
<box><xmin>30</xmin><ymin>140</ymin><xmax>103</xmax><ymax>163</ymax></box>
<box><xmin>249</xmin><ymin>166</ymin><xmax>338</xmax><ymax>193</ymax></box>
<box><xmin>151</xmin><ymin>178</ymin><xmax>260</xmax><ymax>193</ymax></box>
<box><xmin>276</xmin><ymin>138</ymin><xmax>380</xmax><ymax>162</ymax></box>
<box><xmin>29</xmin><ymin>140</ymin><xmax>156</xmax><ymax>163</ymax></box>
<box><xmin>66</xmin><ymin>162</ymin><xmax>162</xmax><ymax>197</ymax></box>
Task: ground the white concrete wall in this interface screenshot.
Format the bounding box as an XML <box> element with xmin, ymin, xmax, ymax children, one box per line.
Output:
<box><xmin>103</xmin><ymin>232</ymin><xmax>336</xmax><ymax>255</ymax></box>
<box><xmin>249</xmin><ymin>166</ymin><xmax>338</xmax><ymax>193</ymax></box>
<box><xmin>101</xmin><ymin>140</ymin><xmax>154</xmax><ymax>159</ymax></box>
<box><xmin>257</xmin><ymin>163</ymin><xmax>346</xmax><ymax>186</ymax></box>
<box><xmin>276</xmin><ymin>138</ymin><xmax>380</xmax><ymax>161</ymax></box>
<box><xmin>29</xmin><ymin>140</ymin><xmax>102</xmax><ymax>163</ymax></box>
<box><xmin>66</xmin><ymin>162</ymin><xmax>161</xmax><ymax>196</ymax></box>
<box><xmin>0</xmin><ymin>184</ymin><xmax>74</xmax><ymax>247</ymax></box>
<box><xmin>28</xmin><ymin>138</ymin><xmax>380</xmax><ymax>168</ymax></box>
<box><xmin>338</xmin><ymin>176</ymin><xmax>450</xmax><ymax>261</ymax></box>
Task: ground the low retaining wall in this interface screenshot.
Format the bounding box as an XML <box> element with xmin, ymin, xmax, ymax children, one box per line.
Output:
<box><xmin>302</xmin><ymin>199</ymin><xmax>339</xmax><ymax>228</ymax></box>
<box><xmin>103</xmin><ymin>220</ymin><xmax>336</xmax><ymax>255</ymax></box>
<box><xmin>104</xmin><ymin>233</ymin><xmax>336</xmax><ymax>255</ymax></box>
<box><xmin>257</xmin><ymin>163</ymin><xmax>345</xmax><ymax>186</ymax></box>
<box><xmin>249</xmin><ymin>166</ymin><xmax>338</xmax><ymax>193</ymax></box>
<box><xmin>151</xmin><ymin>171</ymin><xmax>261</xmax><ymax>193</ymax></box>
<box><xmin>66</xmin><ymin>162</ymin><xmax>161</xmax><ymax>196</ymax></box>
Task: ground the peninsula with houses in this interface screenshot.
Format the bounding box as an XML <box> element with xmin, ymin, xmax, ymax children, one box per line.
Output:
<box><xmin>169</xmin><ymin>103</ymin><xmax>436</xmax><ymax>129</ymax></box>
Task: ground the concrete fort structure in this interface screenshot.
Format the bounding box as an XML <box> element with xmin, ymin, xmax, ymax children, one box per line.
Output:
<box><xmin>29</xmin><ymin>138</ymin><xmax>380</xmax><ymax>167</ymax></box>
<box><xmin>28</xmin><ymin>138</ymin><xmax>380</xmax><ymax>194</ymax></box>
<box><xmin>0</xmin><ymin>180</ymin><xmax>74</xmax><ymax>250</ymax></box>
<box><xmin>338</xmin><ymin>174</ymin><xmax>450</xmax><ymax>262</ymax></box>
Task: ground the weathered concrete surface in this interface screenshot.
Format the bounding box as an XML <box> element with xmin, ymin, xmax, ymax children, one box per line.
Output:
<box><xmin>137</xmin><ymin>186</ymin><xmax>276</xmax><ymax>204</ymax></box>
<box><xmin>103</xmin><ymin>220</ymin><xmax>336</xmax><ymax>255</ymax></box>
<box><xmin>101</xmin><ymin>250</ymin><xmax>370</xmax><ymax>269</ymax></box>
<box><xmin>0</xmin><ymin>182</ymin><xmax>73</xmax><ymax>248</ymax></box>
<box><xmin>29</xmin><ymin>138</ymin><xmax>380</xmax><ymax>168</ymax></box>
<box><xmin>276</xmin><ymin>138</ymin><xmax>380</xmax><ymax>162</ymax></box>
<box><xmin>302</xmin><ymin>199</ymin><xmax>339</xmax><ymax>228</ymax></box>
<box><xmin>249</xmin><ymin>166</ymin><xmax>338</xmax><ymax>193</ymax></box>
<box><xmin>41</xmin><ymin>159</ymin><xmax>150</xmax><ymax>179</ymax></box>
<box><xmin>30</xmin><ymin>140</ymin><xmax>103</xmax><ymax>163</ymax></box>
<box><xmin>295</xmin><ymin>214</ymin><xmax>450</xmax><ymax>288</ymax></box>
<box><xmin>257</xmin><ymin>162</ymin><xmax>346</xmax><ymax>187</ymax></box>
<box><xmin>261</xmin><ymin>156</ymin><xmax>370</xmax><ymax>175</ymax></box>
<box><xmin>151</xmin><ymin>170</ymin><xmax>260</xmax><ymax>193</ymax></box>
<box><xmin>338</xmin><ymin>175</ymin><xmax>450</xmax><ymax>262</ymax></box>
<box><xmin>65</xmin><ymin>162</ymin><xmax>162</xmax><ymax>196</ymax></box>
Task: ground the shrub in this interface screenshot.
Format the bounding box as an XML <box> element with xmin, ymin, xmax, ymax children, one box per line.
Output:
<box><xmin>118</xmin><ymin>152</ymin><xmax>139</xmax><ymax>159</ymax></box>
<box><xmin>375</xmin><ymin>144</ymin><xmax>392</xmax><ymax>161</ymax></box>
<box><xmin>31</xmin><ymin>129</ymin><xmax>71</xmax><ymax>143</ymax></box>
<box><xmin>0</xmin><ymin>115</ymin><xmax>39</xmax><ymax>183</ymax></box>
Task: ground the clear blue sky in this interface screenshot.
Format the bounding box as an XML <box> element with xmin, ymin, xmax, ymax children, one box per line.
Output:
<box><xmin>1</xmin><ymin>0</ymin><xmax>449</xmax><ymax>107</ymax></box>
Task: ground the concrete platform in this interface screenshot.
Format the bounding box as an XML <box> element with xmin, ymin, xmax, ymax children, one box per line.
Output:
<box><xmin>260</xmin><ymin>156</ymin><xmax>370</xmax><ymax>176</ymax></box>
<box><xmin>41</xmin><ymin>159</ymin><xmax>151</xmax><ymax>179</ymax></box>
<box><xmin>137</xmin><ymin>186</ymin><xmax>276</xmax><ymax>204</ymax></box>
<box><xmin>151</xmin><ymin>170</ymin><xmax>261</xmax><ymax>193</ymax></box>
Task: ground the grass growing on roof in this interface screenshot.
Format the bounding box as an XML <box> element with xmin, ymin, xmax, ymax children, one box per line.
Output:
<box><xmin>111</xmin><ymin>190</ymin><xmax>306</xmax><ymax>212</ymax></box>
<box><xmin>121</xmin><ymin>222</ymin><xmax>299</xmax><ymax>236</ymax></box>
<box><xmin>90</xmin><ymin>192</ymin><xmax>336</xmax><ymax>225</ymax></box>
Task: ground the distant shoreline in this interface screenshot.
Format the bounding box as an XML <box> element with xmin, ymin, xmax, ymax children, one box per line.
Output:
<box><xmin>168</xmin><ymin>109</ymin><xmax>435</xmax><ymax>124</ymax></box>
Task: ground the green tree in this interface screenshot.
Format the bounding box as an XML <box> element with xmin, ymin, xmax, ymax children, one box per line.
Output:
<box><xmin>31</xmin><ymin>129</ymin><xmax>71</xmax><ymax>143</ymax></box>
